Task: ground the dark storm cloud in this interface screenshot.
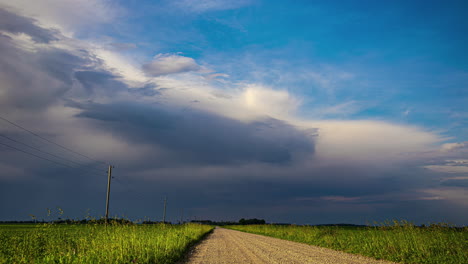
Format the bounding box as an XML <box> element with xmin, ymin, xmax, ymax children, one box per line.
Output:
<box><xmin>0</xmin><ymin>7</ymin><xmax>58</xmax><ymax>43</ymax></box>
<box><xmin>128</xmin><ymin>83</ymin><xmax>161</xmax><ymax>97</ymax></box>
<box><xmin>0</xmin><ymin>7</ymin><xmax>126</xmax><ymax>111</ymax></box>
<box><xmin>102</xmin><ymin>162</ymin><xmax>466</xmax><ymax>224</ymax></box>
<box><xmin>0</xmin><ymin>42</ymin><xmax>71</xmax><ymax>110</ymax></box>
<box><xmin>441</xmin><ymin>179</ymin><xmax>468</xmax><ymax>188</ymax></box>
<box><xmin>1</xmin><ymin>7</ymin><xmax>466</xmax><ymax>226</ymax></box>
<box><xmin>74</xmin><ymin>70</ymin><xmax>127</xmax><ymax>94</ymax></box>
<box><xmin>38</xmin><ymin>50</ymin><xmax>90</xmax><ymax>85</ymax></box>
<box><xmin>76</xmin><ymin>102</ymin><xmax>315</xmax><ymax>165</ymax></box>
<box><xmin>0</xmin><ymin>13</ymin><xmax>98</xmax><ymax>111</ymax></box>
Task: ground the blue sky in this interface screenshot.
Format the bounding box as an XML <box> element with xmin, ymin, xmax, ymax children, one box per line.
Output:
<box><xmin>105</xmin><ymin>0</ymin><xmax>467</xmax><ymax>139</ymax></box>
<box><xmin>0</xmin><ymin>0</ymin><xmax>467</xmax><ymax>224</ymax></box>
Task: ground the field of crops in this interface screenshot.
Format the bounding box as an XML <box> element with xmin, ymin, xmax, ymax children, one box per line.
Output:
<box><xmin>227</xmin><ymin>221</ymin><xmax>468</xmax><ymax>264</ymax></box>
<box><xmin>0</xmin><ymin>222</ymin><xmax>213</xmax><ymax>264</ymax></box>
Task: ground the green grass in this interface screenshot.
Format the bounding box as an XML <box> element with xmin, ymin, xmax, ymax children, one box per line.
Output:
<box><xmin>0</xmin><ymin>222</ymin><xmax>213</xmax><ymax>264</ymax></box>
<box><xmin>226</xmin><ymin>221</ymin><xmax>467</xmax><ymax>264</ymax></box>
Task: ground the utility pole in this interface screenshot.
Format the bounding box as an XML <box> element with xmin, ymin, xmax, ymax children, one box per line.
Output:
<box><xmin>105</xmin><ymin>165</ymin><xmax>113</xmax><ymax>224</ymax></box>
<box><xmin>162</xmin><ymin>196</ymin><xmax>167</xmax><ymax>223</ymax></box>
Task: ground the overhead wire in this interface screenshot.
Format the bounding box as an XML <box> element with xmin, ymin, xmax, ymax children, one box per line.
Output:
<box><xmin>0</xmin><ymin>141</ymin><xmax>108</xmax><ymax>177</ymax></box>
<box><xmin>0</xmin><ymin>115</ymin><xmax>107</xmax><ymax>165</ymax></box>
<box><xmin>0</xmin><ymin>134</ymin><xmax>104</xmax><ymax>174</ymax></box>
<box><xmin>0</xmin><ymin>116</ymin><xmax>143</xmax><ymax>209</ymax></box>
<box><xmin>0</xmin><ymin>141</ymin><xmax>77</xmax><ymax>169</ymax></box>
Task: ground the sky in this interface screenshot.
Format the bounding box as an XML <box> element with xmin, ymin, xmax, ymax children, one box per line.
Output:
<box><xmin>0</xmin><ymin>0</ymin><xmax>467</xmax><ymax>225</ymax></box>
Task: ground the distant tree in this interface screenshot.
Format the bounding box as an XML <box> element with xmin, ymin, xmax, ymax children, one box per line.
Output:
<box><xmin>238</xmin><ymin>218</ymin><xmax>266</xmax><ymax>225</ymax></box>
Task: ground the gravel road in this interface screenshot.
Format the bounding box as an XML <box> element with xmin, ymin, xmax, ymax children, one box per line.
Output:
<box><xmin>184</xmin><ymin>227</ymin><xmax>397</xmax><ymax>264</ymax></box>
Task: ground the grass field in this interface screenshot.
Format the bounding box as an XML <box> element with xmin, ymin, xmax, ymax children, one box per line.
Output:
<box><xmin>0</xmin><ymin>222</ymin><xmax>213</xmax><ymax>264</ymax></box>
<box><xmin>227</xmin><ymin>221</ymin><xmax>467</xmax><ymax>264</ymax></box>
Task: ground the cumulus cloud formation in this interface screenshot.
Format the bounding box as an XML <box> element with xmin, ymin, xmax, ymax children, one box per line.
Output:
<box><xmin>76</xmin><ymin>102</ymin><xmax>315</xmax><ymax>166</ymax></box>
<box><xmin>0</xmin><ymin>6</ymin><xmax>467</xmax><ymax>224</ymax></box>
<box><xmin>0</xmin><ymin>0</ymin><xmax>121</xmax><ymax>33</ymax></box>
<box><xmin>242</xmin><ymin>85</ymin><xmax>301</xmax><ymax>118</ymax></box>
<box><xmin>142</xmin><ymin>53</ymin><xmax>201</xmax><ymax>77</ymax></box>
<box><xmin>0</xmin><ymin>7</ymin><xmax>58</xmax><ymax>43</ymax></box>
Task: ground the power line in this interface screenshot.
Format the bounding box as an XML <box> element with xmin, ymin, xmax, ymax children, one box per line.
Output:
<box><xmin>0</xmin><ymin>134</ymin><xmax>103</xmax><ymax>174</ymax></box>
<box><xmin>0</xmin><ymin>141</ymin><xmax>76</xmax><ymax>169</ymax></box>
<box><xmin>0</xmin><ymin>115</ymin><xmax>106</xmax><ymax>165</ymax></box>
<box><xmin>0</xmin><ymin>141</ymin><xmax>107</xmax><ymax>176</ymax></box>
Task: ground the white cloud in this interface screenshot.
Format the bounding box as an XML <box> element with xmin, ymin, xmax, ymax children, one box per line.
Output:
<box><xmin>317</xmin><ymin>101</ymin><xmax>363</xmax><ymax>117</ymax></box>
<box><xmin>204</xmin><ymin>73</ymin><xmax>229</xmax><ymax>81</ymax></box>
<box><xmin>0</xmin><ymin>6</ymin><xmax>456</xmax><ymax>172</ymax></box>
<box><xmin>440</xmin><ymin>142</ymin><xmax>467</xmax><ymax>152</ymax></box>
<box><xmin>447</xmin><ymin>160</ymin><xmax>468</xmax><ymax>165</ymax></box>
<box><xmin>424</xmin><ymin>159</ymin><xmax>468</xmax><ymax>174</ymax></box>
<box><xmin>91</xmin><ymin>47</ymin><xmax>148</xmax><ymax>86</ymax></box>
<box><xmin>0</xmin><ymin>0</ymin><xmax>121</xmax><ymax>34</ymax></box>
<box><xmin>142</xmin><ymin>53</ymin><xmax>201</xmax><ymax>77</ymax></box>
<box><xmin>302</xmin><ymin>69</ymin><xmax>355</xmax><ymax>90</ymax></box>
<box><xmin>297</xmin><ymin>120</ymin><xmax>443</xmax><ymax>163</ymax></box>
<box><xmin>172</xmin><ymin>0</ymin><xmax>252</xmax><ymax>13</ymax></box>
<box><xmin>403</xmin><ymin>108</ymin><xmax>411</xmax><ymax>116</ymax></box>
<box><xmin>424</xmin><ymin>165</ymin><xmax>468</xmax><ymax>174</ymax></box>
<box><xmin>108</xmin><ymin>42</ymin><xmax>137</xmax><ymax>51</ymax></box>
<box><xmin>241</xmin><ymin>84</ymin><xmax>301</xmax><ymax>119</ymax></box>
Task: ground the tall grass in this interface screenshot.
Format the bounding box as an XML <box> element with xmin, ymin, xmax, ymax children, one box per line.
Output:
<box><xmin>227</xmin><ymin>221</ymin><xmax>467</xmax><ymax>264</ymax></box>
<box><xmin>0</xmin><ymin>222</ymin><xmax>212</xmax><ymax>264</ymax></box>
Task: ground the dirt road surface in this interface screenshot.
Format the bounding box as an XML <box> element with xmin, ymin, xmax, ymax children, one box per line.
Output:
<box><xmin>184</xmin><ymin>227</ymin><xmax>397</xmax><ymax>264</ymax></box>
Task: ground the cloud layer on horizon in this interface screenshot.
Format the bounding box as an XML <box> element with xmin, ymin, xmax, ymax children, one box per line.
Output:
<box><xmin>0</xmin><ymin>6</ymin><xmax>467</xmax><ymax>224</ymax></box>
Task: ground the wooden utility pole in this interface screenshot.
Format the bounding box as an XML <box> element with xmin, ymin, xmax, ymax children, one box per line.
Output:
<box><xmin>105</xmin><ymin>165</ymin><xmax>113</xmax><ymax>224</ymax></box>
<box><xmin>162</xmin><ymin>196</ymin><xmax>167</xmax><ymax>223</ymax></box>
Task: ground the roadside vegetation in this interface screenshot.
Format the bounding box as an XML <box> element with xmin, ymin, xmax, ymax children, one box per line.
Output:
<box><xmin>226</xmin><ymin>221</ymin><xmax>467</xmax><ymax>264</ymax></box>
<box><xmin>0</xmin><ymin>222</ymin><xmax>213</xmax><ymax>264</ymax></box>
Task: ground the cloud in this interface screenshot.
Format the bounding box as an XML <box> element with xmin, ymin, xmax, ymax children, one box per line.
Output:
<box><xmin>298</xmin><ymin>120</ymin><xmax>443</xmax><ymax>164</ymax></box>
<box><xmin>204</xmin><ymin>73</ymin><xmax>229</xmax><ymax>81</ymax></box>
<box><xmin>0</xmin><ymin>28</ymin><xmax>86</xmax><ymax>110</ymax></box>
<box><xmin>171</xmin><ymin>0</ymin><xmax>252</xmax><ymax>13</ymax></box>
<box><xmin>0</xmin><ymin>0</ymin><xmax>121</xmax><ymax>33</ymax></box>
<box><xmin>426</xmin><ymin>166</ymin><xmax>468</xmax><ymax>174</ymax></box>
<box><xmin>1</xmin><ymin>7</ymin><xmax>467</xmax><ymax>225</ymax></box>
<box><xmin>320</xmin><ymin>196</ymin><xmax>361</xmax><ymax>202</ymax></box>
<box><xmin>403</xmin><ymin>108</ymin><xmax>411</xmax><ymax>117</ymax></box>
<box><xmin>142</xmin><ymin>53</ymin><xmax>201</xmax><ymax>77</ymax></box>
<box><xmin>422</xmin><ymin>187</ymin><xmax>468</xmax><ymax>207</ymax></box>
<box><xmin>74</xmin><ymin>71</ymin><xmax>127</xmax><ymax>95</ymax></box>
<box><xmin>440</xmin><ymin>142</ymin><xmax>468</xmax><ymax>152</ymax></box>
<box><xmin>0</xmin><ymin>162</ymin><xmax>26</xmax><ymax>181</ymax></box>
<box><xmin>242</xmin><ymin>85</ymin><xmax>301</xmax><ymax>119</ymax></box>
<box><xmin>0</xmin><ymin>7</ymin><xmax>58</xmax><ymax>43</ymax></box>
<box><xmin>108</xmin><ymin>42</ymin><xmax>137</xmax><ymax>51</ymax></box>
<box><xmin>316</xmin><ymin>101</ymin><xmax>363</xmax><ymax>118</ymax></box>
<box><xmin>76</xmin><ymin>102</ymin><xmax>315</xmax><ymax>166</ymax></box>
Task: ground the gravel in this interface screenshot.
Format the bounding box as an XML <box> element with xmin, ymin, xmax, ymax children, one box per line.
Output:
<box><xmin>184</xmin><ymin>227</ymin><xmax>398</xmax><ymax>264</ymax></box>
